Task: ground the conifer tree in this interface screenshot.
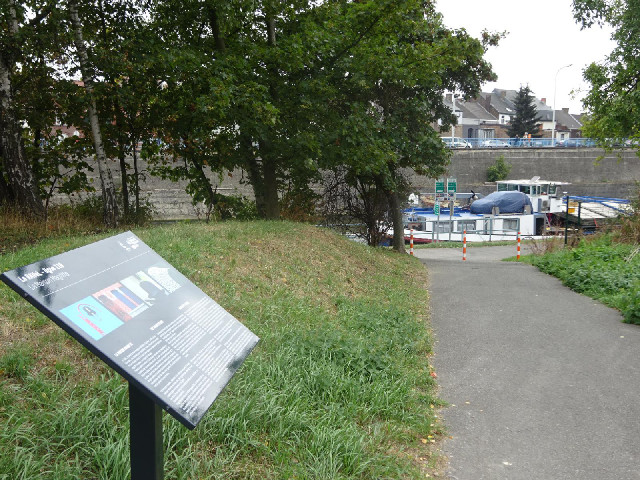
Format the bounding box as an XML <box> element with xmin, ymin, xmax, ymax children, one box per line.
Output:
<box><xmin>508</xmin><ymin>85</ymin><xmax>541</xmax><ymax>138</ymax></box>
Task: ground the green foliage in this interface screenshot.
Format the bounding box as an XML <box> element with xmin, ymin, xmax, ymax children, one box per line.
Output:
<box><xmin>574</xmin><ymin>1</ymin><xmax>640</xmax><ymax>151</ymax></box>
<box><xmin>4</xmin><ymin>0</ymin><xmax>498</xmax><ymax>225</ymax></box>
<box><xmin>527</xmin><ymin>235</ymin><xmax>640</xmax><ymax>324</ymax></box>
<box><xmin>486</xmin><ymin>154</ymin><xmax>512</xmax><ymax>182</ymax></box>
<box><xmin>69</xmin><ymin>195</ymin><xmax>105</xmax><ymax>224</ymax></box>
<box><xmin>507</xmin><ymin>85</ymin><xmax>541</xmax><ymax>138</ymax></box>
<box><xmin>213</xmin><ymin>194</ymin><xmax>258</xmax><ymax>221</ymax></box>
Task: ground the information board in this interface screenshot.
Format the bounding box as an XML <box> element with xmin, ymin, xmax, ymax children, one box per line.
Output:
<box><xmin>0</xmin><ymin>232</ymin><xmax>259</xmax><ymax>429</ymax></box>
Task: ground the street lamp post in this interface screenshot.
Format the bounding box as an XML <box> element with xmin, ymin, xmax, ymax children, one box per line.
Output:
<box><xmin>552</xmin><ymin>64</ymin><xmax>572</xmax><ymax>147</ymax></box>
<box><xmin>451</xmin><ymin>94</ymin><xmax>456</xmax><ymax>140</ymax></box>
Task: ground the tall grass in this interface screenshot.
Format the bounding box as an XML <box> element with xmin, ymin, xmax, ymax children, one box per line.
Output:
<box><xmin>0</xmin><ymin>221</ymin><xmax>440</xmax><ymax>479</ymax></box>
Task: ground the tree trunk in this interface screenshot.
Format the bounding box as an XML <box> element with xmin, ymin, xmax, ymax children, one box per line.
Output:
<box><xmin>69</xmin><ymin>0</ymin><xmax>118</xmax><ymax>227</ymax></box>
<box><xmin>191</xmin><ymin>157</ymin><xmax>217</xmax><ymax>221</ymax></box>
<box><xmin>244</xmin><ymin>148</ymin><xmax>267</xmax><ymax>217</ymax></box>
<box><xmin>118</xmin><ymin>146</ymin><xmax>129</xmax><ymax>218</ymax></box>
<box><xmin>208</xmin><ymin>7</ymin><xmax>226</xmax><ymax>52</ymax></box>
<box><xmin>386</xmin><ymin>189</ymin><xmax>406</xmax><ymax>253</ymax></box>
<box><xmin>0</xmin><ymin>1</ymin><xmax>44</xmax><ymax>216</ymax></box>
<box><xmin>132</xmin><ymin>137</ymin><xmax>140</xmax><ymax>215</ymax></box>
<box><xmin>262</xmin><ymin>155</ymin><xmax>280</xmax><ymax>219</ymax></box>
<box><xmin>0</xmin><ymin>161</ymin><xmax>14</xmax><ymax>205</ymax></box>
<box><xmin>260</xmin><ymin>15</ymin><xmax>280</xmax><ymax>220</ymax></box>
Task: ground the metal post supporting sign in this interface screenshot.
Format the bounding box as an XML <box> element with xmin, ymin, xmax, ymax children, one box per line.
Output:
<box><xmin>564</xmin><ymin>193</ymin><xmax>569</xmax><ymax>245</ymax></box>
<box><xmin>435</xmin><ymin>202</ymin><xmax>440</xmax><ymax>243</ymax></box>
<box><xmin>130</xmin><ymin>385</ymin><xmax>163</xmax><ymax>480</ymax></box>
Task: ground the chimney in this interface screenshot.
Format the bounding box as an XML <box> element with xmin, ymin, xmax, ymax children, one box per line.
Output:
<box><xmin>562</xmin><ymin>107</ymin><xmax>569</xmax><ymax>113</ymax></box>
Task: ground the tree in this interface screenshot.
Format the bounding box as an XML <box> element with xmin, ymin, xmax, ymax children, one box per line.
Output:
<box><xmin>507</xmin><ymin>85</ymin><xmax>541</xmax><ymax>138</ymax></box>
<box><xmin>573</xmin><ymin>0</ymin><xmax>640</xmax><ymax>150</ymax></box>
<box><xmin>318</xmin><ymin>0</ymin><xmax>498</xmax><ymax>251</ymax></box>
<box><xmin>0</xmin><ymin>0</ymin><xmax>50</xmax><ymax>215</ymax></box>
<box><xmin>68</xmin><ymin>0</ymin><xmax>118</xmax><ymax>227</ymax></box>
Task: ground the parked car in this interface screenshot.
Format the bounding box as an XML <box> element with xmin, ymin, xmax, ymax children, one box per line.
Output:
<box><xmin>442</xmin><ymin>137</ymin><xmax>472</xmax><ymax>149</ymax></box>
<box><xmin>481</xmin><ymin>139</ymin><xmax>510</xmax><ymax>148</ymax></box>
<box><xmin>556</xmin><ymin>138</ymin><xmax>580</xmax><ymax>148</ymax></box>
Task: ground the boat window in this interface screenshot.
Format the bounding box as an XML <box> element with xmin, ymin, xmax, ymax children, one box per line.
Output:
<box><xmin>503</xmin><ymin>219</ymin><xmax>519</xmax><ymax>231</ymax></box>
<box><xmin>541</xmin><ymin>184</ymin><xmax>549</xmax><ymax>195</ymax></box>
<box><xmin>497</xmin><ymin>183</ymin><xmax>507</xmax><ymax>191</ymax></box>
<box><xmin>456</xmin><ymin>220</ymin><xmax>476</xmax><ymax>232</ymax></box>
<box><xmin>549</xmin><ymin>185</ymin><xmax>557</xmax><ymax>195</ymax></box>
<box><xmin>508</xmin><ymin>184</ymin><xmax>518</xmax><ymax>191</ymax></box>
<box><xmin>520</xmin><ymin>185</ymin><xmax>531</xmax><ymax>194</ymax></box>
<box><xmin>435</xmin><ymin>221</ymin><xmax>452</xmax><ymax>233</ymax></box>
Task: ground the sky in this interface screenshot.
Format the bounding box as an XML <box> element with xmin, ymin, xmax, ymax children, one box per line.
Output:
<box><xmin>436</xmin><ymin>0</ymin><xmax>616</xmax><ymax>114</ymax></box>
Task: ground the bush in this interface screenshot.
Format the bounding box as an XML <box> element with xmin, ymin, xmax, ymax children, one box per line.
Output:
<box><xmin>528</xmin><ymin>234</ymin><xmax>640</xmax><ymax>323</ymax></box>
<box><xmin>486</xmin><ymin>155</ymin><xmax>512</xmax><ymax>182</ymax></box>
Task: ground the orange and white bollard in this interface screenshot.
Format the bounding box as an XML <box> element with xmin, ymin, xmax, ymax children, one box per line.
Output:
<box><xmin>517</xmin><ymin>231</ymin><xmax>521</xmax><ymax>260</ymax></box>
<box><xmin>410</xmin><ymin>229</ymin><xmax>414</xmax><ymax>256</ymax></box>
<box><xmin>463</xmin><ymin>230</ymin><xmax>467</xmax><ymax>261</ymax></box>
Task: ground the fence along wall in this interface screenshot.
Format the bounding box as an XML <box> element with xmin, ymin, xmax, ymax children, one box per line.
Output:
<box><xmin>407</xmin><ymin>148</ymin><xmax>640</xmax><ymax>199</ymax></box>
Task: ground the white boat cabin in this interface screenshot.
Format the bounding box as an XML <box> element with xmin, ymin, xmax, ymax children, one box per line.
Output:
<box><xmin>495</xmin><ymin>177</ymin><xmax>569</xmax><ymax>214</ymax></box>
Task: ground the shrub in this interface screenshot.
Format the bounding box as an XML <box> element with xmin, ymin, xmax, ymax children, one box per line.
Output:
<box><xmin>486</xmin><ymin>155</ymin><xmax>512</xmax><ymax>182</ymax></box>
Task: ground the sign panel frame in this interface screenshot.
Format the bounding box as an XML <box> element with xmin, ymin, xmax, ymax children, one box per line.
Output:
<box><xmin>0</xmin><ymin>231</ymin><xmax>259</xmax><ymax>430</ymax></box>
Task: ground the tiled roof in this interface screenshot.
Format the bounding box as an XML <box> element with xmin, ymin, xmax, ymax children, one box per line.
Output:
<box><xmin>458</xmin><ymin>99</ymin><xmax>497</xmax><ymax>121</ymax></box>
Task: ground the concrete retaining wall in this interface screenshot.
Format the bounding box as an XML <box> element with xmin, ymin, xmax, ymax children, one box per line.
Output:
<box><xmin>59</xmin><ymin>148</ymin><xmax>639</xmax><ymax>219</ymax></box>
<box><xmin>408</xmin><ymin>148</ymin><xmax>640</xmax><ymax>199</ymax></box>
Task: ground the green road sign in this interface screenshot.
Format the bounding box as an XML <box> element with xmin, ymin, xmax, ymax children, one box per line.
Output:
<box><xmin>434</xmin><ymin>202</ymin><xmax>440</xmax><ymax>215</ymax></box>
<box><xmin>447</xmin><ymin>178</ymin><xmax>457</xmax><ymax>193</ymax></box>
<box><xmin>435</xmin><ymin>179</ymin><xmax>445</xmax><ymax>194</ymax></box>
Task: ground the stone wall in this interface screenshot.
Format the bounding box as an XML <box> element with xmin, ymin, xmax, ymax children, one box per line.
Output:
<box><xmin>61</xmin><ymin>148</ymin><xmax>639</xmax><ymax>219</ymax></box>
<box><xmin>53</xmin><ymin>160</ymin><xmax>253</xmax><ymax>220</ymax></box>
<box><xmin>407</xmin><ymin>148</ymin><xmax>640</xmax><ymax>199</ymax></box>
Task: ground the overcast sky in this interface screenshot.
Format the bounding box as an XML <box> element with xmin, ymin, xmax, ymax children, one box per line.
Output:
<box><xmin>436</xmin><ymin>0</ymin><xmax>616</xmax><ymax>114</ymax></box>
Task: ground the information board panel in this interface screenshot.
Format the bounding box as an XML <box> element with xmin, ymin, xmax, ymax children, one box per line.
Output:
<box><xmin>0</xmin><ymin>232</ymin><xmax>259</xmax><ymax>429</ymax></box>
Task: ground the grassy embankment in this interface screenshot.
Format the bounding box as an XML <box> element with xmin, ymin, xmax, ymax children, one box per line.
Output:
<box><xmin>522</xmin><ymin>234</ymin><xmax>640</xmax><ymax>324</ymax></box>
<box><xmin>0</xmin><ymin>221</ymin><xmax>442</xmax><ymax>479</ymax></box>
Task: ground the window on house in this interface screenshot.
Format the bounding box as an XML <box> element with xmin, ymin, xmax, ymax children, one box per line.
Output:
<box><xmin>480</xmin><ymin>129</ymin><xmax>495</xmax><ymax>139</ymax></box>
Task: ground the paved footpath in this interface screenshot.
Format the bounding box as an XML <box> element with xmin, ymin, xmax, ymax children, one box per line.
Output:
<box><xmin>414</xmin><ymin>246</ymin><xmax>640</xmax><ymax>480</ymax></box>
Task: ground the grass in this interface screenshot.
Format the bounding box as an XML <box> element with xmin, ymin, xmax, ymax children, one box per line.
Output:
<box><xmin>0</xmin><ymin>204</ymin><xmax>107</xmax><ymax>255</ymax></box>
<box><xmin>0</xmin><ymin>221</ymin><xmax>442</xmax><ymax>479</ymax></box>
<box><xmin>521</xmin><ymin>234</ymin><xmax>640</xmax><ymax>324</ymax></box>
